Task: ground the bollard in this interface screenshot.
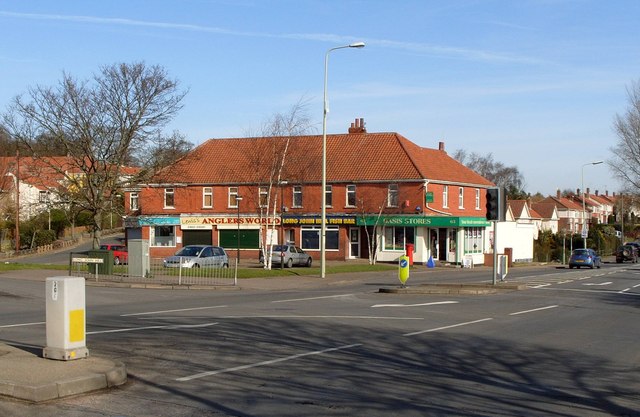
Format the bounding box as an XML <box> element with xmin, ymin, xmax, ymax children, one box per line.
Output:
<box><xmin>398</xmin><ymin>255</ymin><xmax>410</xmax><ymax>287</ymax></box>
<box><xmin>42</xmin><ymin>276</ymin><xmax>89</xmax><ymax>361</ymax></box>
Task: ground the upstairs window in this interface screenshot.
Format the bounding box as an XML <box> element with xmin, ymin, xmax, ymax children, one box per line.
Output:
<box><xmin>387</xmin><ymin>184</ymin><xmax>399</xmax><ymax>207</ymax></box>
<box><xmin>229</xmin><ymin>187</ymin><xmax>240</xmax><ymax>208</ymax></box>
<box><xmin>259</xmin><ymin>186</ymin><xmax>268</xmax><ymax>207</ymax></box>
<box><xmin>325</xmin><ymin>185</ymin><xmax>333</xmax><ymax>207</ymax></box>
<box><xmin>203</xmin><ymin>187</ymin><xmax>213</xmax><ymax>208</ymax></box>
<box><xmin>443</xmin><ymin>186</ymin><xmax>449</xmax><ymax>208</ymax></box>
<box><xmin>164</xmin><ymin>188</ymin><xmax>175</xmax><ymax>209</ymax></box>
<box><xmin>458</xmin><ymin>187</ymin><xmax>464</xmax><ymax>209</ymax></box>
<box><xmin>293</xmin><ymin>186</ymin><xmax>303</xmax><ymax>208</ymax></box>
<box><xmin>475</xmin><ymin>188</ymin><xmax>480</xmax><ymax>210</ymax></box>
<box><xmin>346</xmin><ymin>184</ymin><xmax>357</xmax><ymax>207</ymax></box>
<box><xmin>130</xmin><ymin>192</ymin><xmax>139</xmax><ymax>211</ymax></box>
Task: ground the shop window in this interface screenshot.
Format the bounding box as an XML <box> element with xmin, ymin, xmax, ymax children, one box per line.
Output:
<box><xmin>346</xmin><ymin>185</ymin><xmax>356</xmax><ymax>207</ymax></box>
<box><xmin>164</xmin><ymin>188</ymin><xmax>175</xmax><ymax>209</ymax></box>
<box><xmin>293</xmin><ymin>186</ymin><xmax>302</xmax><ymax>208</ymax></box>
<box><xmin>464</xmin><ymin>227</ymin><xmax>484</xmax><ymax>254</ymax></box>
<box><xmin>203</xmin><ymin>187</ymin><xmax>213</xmax><ymax>208</ymax></box>
<box><xmin>151</xmin><ymin>225</ymin><xmax>176</xmax><ymax>247</ymax></box>
<box><xmin>387</xmin><ymin>184</ymin><xmax>398</xmax><ymax>207</ymax></box>
<box><xmin>383</xmin><ymin>226</ymin><xmax>414</xmax><ymax>251</ymax></box>
<box><xmin>301</xmin><ymin>226</ymin><xmax>338</xmax><ymax>250</ymax></box>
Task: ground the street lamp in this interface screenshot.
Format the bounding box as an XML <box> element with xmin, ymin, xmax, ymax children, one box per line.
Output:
<box><xmin>280</xmin><ymin>180</ymin><xmax>288</xmax><ymax>270</ymax></box>
<box><xmin>321</xmin><ymin>41</ymin><xmax>365</xmax><ymax>278</ymax></box>
<box><xmin>581</xmin><ymin>160</ymin><xmax>603</xmax><ymax>248</ymax></box>
<box><xmin>4</xmin><ymin>172</ymin><xmax>19</xmax><ymax>252</ymax></box>
<box><xmin>236</xmin><ymin>196</ymin><xmax>243</xmax><ymax>264</ymax></box>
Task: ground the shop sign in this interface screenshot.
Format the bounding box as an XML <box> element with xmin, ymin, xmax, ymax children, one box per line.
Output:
<box><xmin>425</xmin><ymin>192</ymin><xmax>434</xmax><ymax>203</ymax></box>
<box><xmin>137</xmin><ymin>216</ymin><xmax>180</xmax><ymax>226</ymax></box>
<box><xmin>180</xmin><ymin>216</ymin><xmax>281</xmax><ymax>228</ymax></box>
<box><xmin>282</xmin><ymin>216</ymin><xmax>357</xmax><ymax>226</ymax></box>
<box><xmin>357</xmin><ymin>215</ymin><xmax>490</xmax><ymax>227</ymax></box>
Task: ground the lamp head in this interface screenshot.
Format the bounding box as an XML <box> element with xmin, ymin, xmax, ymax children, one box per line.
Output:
<box><xmin>349</xmin><ymin>42</ymin><xmax>365</xmax><ymax>48</ymax></box>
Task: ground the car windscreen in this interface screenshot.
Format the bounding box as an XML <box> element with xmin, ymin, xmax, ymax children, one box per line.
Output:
<box><xmin>176</xmin><ymin>246</ymin><xmax>202</xmax><ymax>257</ymax></box>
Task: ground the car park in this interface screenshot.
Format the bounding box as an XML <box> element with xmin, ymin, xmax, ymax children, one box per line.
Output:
<box><xmin>259</xmin><ymin>245</ymin><xmax>312</xmax><ymax>268</ymax></box>
<box><xmin>99</xmin><ymin>244</ymin><xmax>128</xmax><ymax>265</ymax></box>
<box><xmin>163</xmin><ymin>245</ymin><xmax>229</xmax><ymax>268</ymax></box>
<box><xmin>616</xmin><ymin>244</ymin><xmax>638</xmax><ymax>263</ymax></box>
<box><xmin>568</xmin><ymin>248</ymin><xmax>601</xmax><ymax>269</ymax></box>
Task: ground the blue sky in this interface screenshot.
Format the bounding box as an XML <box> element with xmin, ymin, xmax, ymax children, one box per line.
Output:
<box><xmin>1</xmin><ymin>0</ymin><xmax>638</xmax><ymax>196</ymax></box>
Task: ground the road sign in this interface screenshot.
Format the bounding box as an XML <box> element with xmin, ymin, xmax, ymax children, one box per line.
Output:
<box><xmin>398</xmin><ymin>255</ymin><xmax>410</xmax><ymax>286</ymax></box>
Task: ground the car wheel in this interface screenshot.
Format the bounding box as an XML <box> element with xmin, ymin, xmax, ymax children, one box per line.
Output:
<box><xmin>569</xmin><ymin>265</ymin><xmax>573</xmax><ymax>269</ymax></box>
<box><xmin>590</xmin><ymin>264</ymin><xmax>594</xmax><ymax>269</ymax></box>
<box><xmin>306</xmin><ymin>257</ymin><xmax>312</xmax><ymax>267</ymax></box>
<box><xmin>114</xmin><ymin>257</ymin><xmax>121</xmax><ymax>266</ymax></box>
<box><xmin>224</xmin><ymin>263</ymin><xmax>229</xmax><ymax>268</ymax></box>
<box><xmin>192</xmin><ymin>263</ymin><xmax>200</xmax><ymax>268</ymax></box>
<box><xmin>286</xmin><ymin>258</ymin><xmax>293</xmax><ymax>268</ymax></box>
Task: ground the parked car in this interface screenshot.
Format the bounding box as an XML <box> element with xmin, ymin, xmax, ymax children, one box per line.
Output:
<box><xmin>163</xmin><ymin>245</ymin><xmax>229</xmax><ymax>268</ymax></box>
<box><xmin>259</xmin><ymin>245</ymin><xmax>312</xmax><ymax>268</ymax></box>
<box><xmin>99</xmin><ymin>244</ymin><xmax>128</xmax><ymax>265</ymax></box>
<box><xmin>569</xmin><ymin>248</ymin><xmax>601</xmax><ymax>269</ymax></box>
<box><xmin>616</xmin><ymin>244</ymin><xmax>638</xmax><ymax>263</ymax></box>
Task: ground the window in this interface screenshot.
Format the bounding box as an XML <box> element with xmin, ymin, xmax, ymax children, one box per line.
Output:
<box><xmin>383</xmin><ymin>226</ymin><xmax>415</xmax><ymax>251</ymax></box>
<box><xmin>39</xmin><ymin>190</ymin><xmax>50</xmax><ymax>203</ymax></box>
<box><xmin>387</xmin><ymin>184</ymin><xmax>399</xmax><ymax>207</ymax></box>
<box><xmin>458</xmin><ymin>187</ymin><xmax>464</xmax><ymax>209</ymax></box>
<box><xmin>301</xmin><ymin>226</ymin><xmax>339</xmax><ymax>250</ymax></box>
<box><xmin>229</xmin><ymin>187</ymin><xmax>240</xmax><ymax>207</ymax></box>
<box><xmin>293</xmin><ymin>186</ymin><xmax>302</xmax><ymax>208</ymax></box>
<box><xmin>164</xmin><ymin>188</ymin><xmax>175</xmax><ymax>208</ymax></box>
<box><xmin>475</xmin><ymin>189</ymin><xmax>480</xmax><ymax>210</ymax></box>
<box><xmin>325</xmin><ymin>185</ymin><xmax>332</xmax><ymax>207</ymax></box>
<box><xmin>203</xmin><ymin>187</ymin><xmax>213</xmax><ymax>208</ymax></box>
<box><xmin>443</xmin><ymin>186</ymin><xmax>449</xmax><ymax>208</ymax></box>
<box><xmin>259</xmin><ymin>186</ymin><xmax>268</xmax><ymax>207</ymax></box>
<box><xmin>346</xmin><ymin>185</ymin><xmax>356</xmax><ymax>207</ymax></box>
<box><xmin>130</xmin><ymin>192</ymin><xmax>139</xmax><ymax>211</ymax></box>
<box><xmin>464</xmin><ymin>227</ymin><xmax>484</xmax><ymax>254</ymax></box>
<box><xmin>151</xmin><ymin>225</ymin><xmax>176</xmax><ymax>247</ymax></box>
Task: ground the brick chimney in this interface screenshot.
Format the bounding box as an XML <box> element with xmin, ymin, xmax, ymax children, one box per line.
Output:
<box><xmin>586</xmin><ymin>188</ymin><xmax>590</xmax><ymax>198</ymax></box>
<box><xmin>348</xmin><ymin>118</ymin><xmax>366</xmax><ymax>133</ymax></box>
<box><xmin>556</xmin><ymin>189</ymin><xmax>561</xmax><ymax>199</ymax></box>
<box><xmin>438</xmin><ymin>141</ymin><xmax>445</xmax><ymax>152</ymax></box>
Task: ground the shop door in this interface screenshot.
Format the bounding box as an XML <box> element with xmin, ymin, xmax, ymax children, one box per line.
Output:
<box><xmin>438</xmin><ymin>228</ymin><xmax>447</xmax><ymax>261</ymax></box>
<box><xmin>182</xmin><ymin>230</ymin><xmax>212</xmax><ymax>246</ymax></box>
<box><xmin>349</xmin><ymin>228</ymin><xmax>360</xmax><ymax>258</ymax></box>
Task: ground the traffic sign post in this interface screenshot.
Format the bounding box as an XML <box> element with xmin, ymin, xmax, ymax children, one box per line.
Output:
<box><xmin>398</xmin><ymin>255</ymin><xmax>410</xmax><ymax>287</ymax></box>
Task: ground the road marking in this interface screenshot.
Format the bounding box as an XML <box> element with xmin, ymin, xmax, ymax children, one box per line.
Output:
<box><xmin>0</xmin><ymin>321</ymin><xmax>45</xmax><ymax>328</ymax></box>
<box><xmin>583</xmin><ymin>282</ymin><xmax>612</xmax><ymax>286</ymax></box>
<box><xmin>88</xmin><ymin>322</ymin><xmax>218</xmax><ymax>335</ymax></box>
<box><xmin>176</xmin><ymin>343</ymin><xmax>362</xmax><ymax>381</ymax></box>
<box><xmin>537</xmin><ymin>287</ymin><xmax>640</xmax><ymax>296</ymax></box>
<box><xmin>272</xmin><ymin>294</ymin><xmax>356</xmax><ymax>303</ymax></box>
<box><xmin>220</xmin><ymin>315</ymin><xmax>424</xmax><ymax>320</ymax></box>
<box><xmin>121</xmin><ymin>305</ymin><xmax>228</xmax><ymax>316</ymax></box>
<box><xmin>371</xmin><ymin>301</ymin><xmax>459</xmax><ymax>308</ymax></box>
<box><xmin>403</xmin><ymin>318</ymin><xmax>493</xmax><ymax>336</ymax></box>
<box><xmin>509</xmin><ymin>305</ymin><xmax>558</xmax><ymax>316</ymax></box>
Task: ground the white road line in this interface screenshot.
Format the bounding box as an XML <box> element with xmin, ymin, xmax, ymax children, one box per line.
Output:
<box><xmin>272</xmin><ymin>294</ymin><xmax>356</xmax><ymax>303</ymax></box>
<box><xmin>0</xmin><ymin>321</ymin><xmax>45</xmax><ymax>328</ymax></box>
<box><xmin>403</xmin><ymin>318</ymin><xmax>493</xmax><ymax>337</ymax></box>
<box><xmin>371</xmin><ymin>301</ymin><xmax>459</xmax><ymax>308</ymax></box>
<box><xmin>537</xmin><ymin>287</ymin><xmax>640</xmax><ymax>296</ymax></box>
<box><xmin>87</xmin><ymin>322</ymin><xmax>218</xmax><ymax>335</ymax></box>
<box><xmin>583</xmin><ymin>282</ymin><xmax>612</xmax><ymax>286</ymax></box>
<box><xmin>176</xmin><ymin>343</ymin><xmax>362</xmax><ymax>381</ymax></box>
<box><xmin>509</xmin><ymin>305</ymin><xmax>558</xmax><ymax>316</ymax></box>
<box><xmin>121</xmin><ymin>305</ymin><xmax>228</xmax><ymax>316</ymax></box>
<box><xmin>220</xmin><ymin>315</ymin><xmax>424</xmax><ymax>320</ymax></box>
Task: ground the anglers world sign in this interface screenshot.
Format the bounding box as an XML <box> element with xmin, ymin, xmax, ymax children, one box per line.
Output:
<box><xmin>357</xmin><ymin>215</ymin><xmax>490</xmax><ymax>228</ymax></box>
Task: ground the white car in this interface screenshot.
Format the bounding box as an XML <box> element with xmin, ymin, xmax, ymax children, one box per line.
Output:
<box><xmin>163</xmin><ymin>245</ymin><xmax>229</xmax><ymax>268</ymax></box>
<box><xmin>260</xmin><ymin>245</ymin><xmax>312</xmax><ymax>268</ymax></box>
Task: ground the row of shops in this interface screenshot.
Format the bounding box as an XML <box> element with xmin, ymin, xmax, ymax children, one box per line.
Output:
<box><xmin>125</xmin><ymin>213</ymin><xmax>492</xmax><ymax>266</ymax></box>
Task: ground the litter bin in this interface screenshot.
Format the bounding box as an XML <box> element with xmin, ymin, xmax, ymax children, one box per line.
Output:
<box><xmin>87</xmin><ymin>249</ymin><xmax>114</xmax><ymax>275</ymax></box>
<box><xmin>405</xmin><ymin>243</ymin><xmax>414</xmax><ymax>266</ymax></box>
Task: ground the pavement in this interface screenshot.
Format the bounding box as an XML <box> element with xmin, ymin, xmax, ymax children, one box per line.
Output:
<box><xmin>0</xmin><ymin>263</ymin><xmax>530</xmax><ymax>403</ymax></box>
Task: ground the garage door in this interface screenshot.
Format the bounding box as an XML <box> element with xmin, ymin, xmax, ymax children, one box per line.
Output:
<box><xmin>182</xmin><ymin>230</ymin><xmax>212</xmax><ymax>246</ymax></box>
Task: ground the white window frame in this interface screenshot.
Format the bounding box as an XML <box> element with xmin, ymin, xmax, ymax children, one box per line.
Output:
<box><xmin>325</xmin><ymin>185</ymin><xmax>333</xmax><ymax>208</ymax></box>
<box><xmin>164</xmin><ymin>188</ymin><xmax>175</xmax><ymax>209</ymax></box>
<box><xmin>475</xmin><ymin>188</ymin><xmax>480</xmax><ymax>210</ymax></box>
<box><xmin>346</xmin><ymin>184</ymin><xmax>357</xmax><ymax>207</ymax></box>
<box><xmin>443</xmin><ymin>186</ymin><xmax>449</xmax><ymax>208</ymax></box>
<box><xmin>228</xmin><ymin>187</ymin><xmax>239</xmax><ymax>208</ymax></box>
<box><xmin>203</xmin><ymin>187</ymin><xmax>213</xmax><ymax>208</ymax></box>
<box><xmin>130</xmin><ymin>192</ymin><xmax>139</xmax><ymax>211</ymax></box>
<box><xmin>150</xmin><ymin>225</ymin><xmax>176</xmax><ymax>247</ymax></box>
<box><xmin>293</xmin><ymin>186</ymin><xmax>303</xmax><ymax>208</ymax></box>
<box><xmin>458</xmin><ymin>187</ymin><xmax>464</xmax><ymax>209</ymax></box>
<box><xmin>259</xmin><ymin>186</ymin><xmax>268</xmax><ymax>208</ymax></box>
<box><xmin>387</xmin><ymin>184</ymin><xmax>399</xmax><ymax>208</ymax></box>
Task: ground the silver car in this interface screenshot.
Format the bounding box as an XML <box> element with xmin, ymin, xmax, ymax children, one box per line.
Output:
<box><xmin>163</xmin><ymin>245</ymin><xmax>229</xmax><ymax>268</ymax></box>
<box><xmin>260</xmin><ymin>245</ymin><xmax>312</xmax><ymax>268</ymax></box>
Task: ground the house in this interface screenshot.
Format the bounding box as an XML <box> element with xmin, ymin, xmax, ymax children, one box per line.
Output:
<box><xmin>539</xmin><ymin>191</ymin><xmax>585</xmax><ymax>235</ymax></box>
<box><xmin>123</xmin><ymin>118</ymin><xmax>497</xmax><ymax>265</ymax></box>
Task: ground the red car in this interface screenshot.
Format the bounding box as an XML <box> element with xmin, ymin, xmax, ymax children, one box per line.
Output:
<box><xmin>99</xmin><ymin>244</ymin><xmax>128</xmax><ymax>265</ymax></box>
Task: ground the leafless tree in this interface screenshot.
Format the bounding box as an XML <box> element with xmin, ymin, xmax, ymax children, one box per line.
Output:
<box><xmin>610</xmin><ymin>80</ymin><xmax>640</xmax><ymax>192</ymax></box>
<box><xmin>453</xmin><ymin>150</ymin><xmax>527</xmax><ymax>198</ymax></box>
<box><xmin>2</xmin><ymin>62</ymin><xmax>187</xmax><ymax>248</ymax></box>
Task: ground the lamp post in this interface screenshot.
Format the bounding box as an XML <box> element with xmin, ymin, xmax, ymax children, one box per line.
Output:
<box><xmin>280</xmin><ymin>180</ymin><xmax>288</xmax><ymax>270</ymax></box>
<box><xmin>4</xmin><ymin>172</ymin><xmax>19</xmax><ymax>252</ymax></box>
<box><xmin>321</xmin><ymin>41</ymin><xmax>365</xmax><ymax>278</ymax></box>
<box><xmin>236</xmin><ymin>196</ymin><xmax>243</xmax><ymax>264</ymax></box>
<box><xmin>581</xmin><ymin>160</ymin><xmax>603</xmax><ymax>248</ymax></box>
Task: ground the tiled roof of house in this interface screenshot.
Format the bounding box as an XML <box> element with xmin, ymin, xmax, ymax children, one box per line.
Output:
<box><xmin>155</xmin><ymin>132</ymin><xmax>494</xmax><ymax>186</ymax></box>
<box><xmin>531</xmin><ymin>202</ymin><xmax>558</xmax><ymax>219</ymax></box>
<box><xmin>540</xmin><ymin>196</ymin><xmax>583</xmax><ymax>211</ymax></box>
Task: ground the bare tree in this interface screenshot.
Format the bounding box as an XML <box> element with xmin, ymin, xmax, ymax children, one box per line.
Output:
<box><xmin>453</xmin><ymin>150</ymin><xmax>527</xmax><ymax>199</ymax></box>
<box><xmin>141</xmin><ymin>130</ymin><xmax>194</xmax><ymax>173</ymax></box>
<box><xmin>2</xmin><ymin>62</ymin><xmax>187</xmax><ymax>248</ymax></box>
<box><xmin>611</xmin><ymin>80</ymin><xmax>640</xmax><ymax>192</ymax></box>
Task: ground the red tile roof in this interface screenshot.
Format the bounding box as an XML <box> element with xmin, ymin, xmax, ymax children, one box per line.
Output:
<box><xmin>154</xmin><ymin>132</ymin><xmax>494</xmax><ymax>186</ymax></box>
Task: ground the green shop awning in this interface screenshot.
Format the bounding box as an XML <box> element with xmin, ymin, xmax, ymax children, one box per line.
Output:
<box><xmin>357</xmin><ymin>215</ymin><xmax>490</xmax><ymax>228</ymax></box>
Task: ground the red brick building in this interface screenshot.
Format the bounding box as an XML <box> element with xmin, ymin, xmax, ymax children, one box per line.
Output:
<box><xmin>123</xmin><ymin>119</ymin><xmax>494</xmax><ymax>265</ymax></box>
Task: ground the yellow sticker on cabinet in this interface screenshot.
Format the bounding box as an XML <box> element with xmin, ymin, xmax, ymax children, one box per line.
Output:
<box><xmin>69</xmin><ymin>309</ymin><xmax>85</xmax><ymax>342</ymax></box>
